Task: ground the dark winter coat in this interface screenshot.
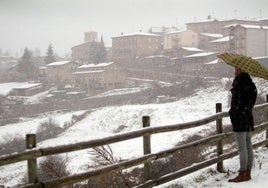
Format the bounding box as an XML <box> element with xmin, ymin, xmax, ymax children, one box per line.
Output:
<box><xmin>229</xmin><ymin>72</ymin><xmax>257</xmax><ymax>132</ymax></box>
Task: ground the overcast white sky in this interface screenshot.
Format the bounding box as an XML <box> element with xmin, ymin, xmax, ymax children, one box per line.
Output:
<box><xmin>0</xmin><ymin>0</ymin><xmax>267</xmax><ymax>57</ymax></box>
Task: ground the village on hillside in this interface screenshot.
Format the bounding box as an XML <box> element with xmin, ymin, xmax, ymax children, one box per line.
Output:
<box><xmin>1</xmin><ymin>13</ymin><xmax>268</xmax><ymax>188</ymax></box>
<box><xmin>0</xmin><ymin>17</ymin><xmax>268</xmax><ymax>121</ymax></box>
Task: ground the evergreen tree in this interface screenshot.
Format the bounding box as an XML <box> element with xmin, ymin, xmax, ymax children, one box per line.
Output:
<box><xmin>89</xmin><ymin>41</ymin><xmax>99</xmax><ymax>64</ymax></box>
<box><xmin>99</xmin><ymin>35</ymin><xmax>107</xmax><ymax>62</ymax></box>
<box><xmin>88</xmin><ymin>37</ymin><xmax>107</xmax><ymax>64</ymax></box>
<box><xmin>17</xmin><ymin>48</ymin><xmax>31</xmax><ymax>73</ymax></box>
<box><xmin>17</xmin><ymin>48</ymin><xmax>38</xmax><ymax>78</ymax></box>
<box><xmin>45</xmin><ymin>43</ymin><xmax>55</xmax><ymax>64</ymax></box>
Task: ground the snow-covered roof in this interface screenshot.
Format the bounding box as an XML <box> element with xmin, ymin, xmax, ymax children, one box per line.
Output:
<box><xmin>210</xmin><ymin>36</ymin><xmax>232</xmax><ymax>43</ymax></box>
<box><xmin>253</xmin><ymin>56</ymin><xmax>268</xmax><ymax>60</ymax></box>
<box><xmin>223</xmin><ymin>23</ymin><xmax>238</xmax><ymax>28</ymax></box>
<box><xmin>113</xmin><ymin>32</ymin><xmax>160</xmax><ymax>38</ymax></box>
<box><xmin>224</xmin><ymin>24</ymin><xmax>268</xmax><ymax>30</ymax></box>
<box><xmin>71</xmin><ymin>41</ymin><xmax>91</xmax><ymax>49</ymax></box>
<box><xmin>0</xmin><ymin>82</ymin><xmax>42</xmax><ymax>96</ymax></box>
<box><xmin>257</xmin><ymin>17</ymin><xmax>268</xmax><ymax>21</ymax></box>
<box><xmin>46</xmin><ymin>61</ymin><xmax>71</xmax><ymax>67</ymax></box>
<box><xmin>204</xmin><ymin>59</ymin><xmax>218</xmax><ymax>65</ymax></box>
<box><xmin>201</xmin><ymin>33</ymin><xmax>223</xmax><ymax>38</ymax></box>
<box><xmin>181</xmin><ymin>47</ymin><xmax>203</xmax><ymax>52</ymax></box>
<box><xmin>144</xmin><ymin>55</ymin><xmax>168</xmax><ymax>59</ymax></box>
<box><xmin>150</xmin><ymin>27</ymin><xmax>164</xmax><ymax>33</ymax></box>
<box><xmin>78</xmin><ymin>62</ymin><xmax>114</xmax><ymax>69</ymax></box>
<box><xmin>242</xmin><ymin>24</ymin><xmax>268</xmax><ymax>29</ymax></box>
<box><xmin>73</xmin><ymin>70</ymin><xmax>105</xmax><ymax>75</ymax></box>
<box><xmin>13</xmin><ymin>83</ymin><xmax>42</xmax><ymax>89</ymax></box>
<box><xmin>166</xmin><ymin>29</ymin><xmax>188</xmax><ymax>34</ymax></box>
<box><xmin>187</xmin><ymin>18</ymin><xmax>219</xmax><ymax>24</ymax></box>
<box><xmin>184</xmin><ymin>52</ymin><xmax>216</xmax><ymax>58</ymax></box>
<box><xmin>0</xmin><ymin>60</ymin><xmax>18</xmax><ymax>64</ymax></box>
<box><xmin>188</xmin><ymin>18</ymin><xmax>259</xmax><ymax>25</ymax></box>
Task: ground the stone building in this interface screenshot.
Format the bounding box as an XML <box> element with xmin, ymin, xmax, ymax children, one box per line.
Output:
<box><xmin>112</xmin><ymin>32</ymin><xmax>162</xmax><ymax>65</ymax></box>
<box><xmin>209</xmin><ymin>36</ymin><xmax>232</xmax><ymax>54</ymax></box>
<box><xmin>163</xmin><ymin>29</ymin><xmax>199</xmax><ymax>50</ymax></box>
<box><xmin>73</xmin><ymin>62</ymin><xmax>125</xmax><ymax>94</ymax></box>
<box><xmin>180</xmin><ymin>52</ymin><xmax>218</xmax><ymax>72</ymax></box>
<box><xmin>226</xmin><ymin>24</ymin><xmax>268</xmax><ymax>56</ymax></box>
<box><xmin>71</xmin><ymin>31</ymin><xmax>99</xmax><ymax>63</ymax></box>
<box><xmin>186</xmin><ymin>18</ymin><xmax>268</xmax><ymax>58</ymax></box>
<box><xmin>186</xmin><ymin>18</ymin><xmax>263</xmax><ymax>35</ymax></box>
<box><xmin>198</xmin><ymin>33</ymin><xmax>223</xmax><ymax>50</ymax></box>
<box><xmin>71</xmin><ymin>42</ymin><xmax>92</xmax><ymax>63</ymax></box>
<box><xmin>44</xmin><ymin>61</ymin><xmax>77</xmax><ymax>89</ymax></box>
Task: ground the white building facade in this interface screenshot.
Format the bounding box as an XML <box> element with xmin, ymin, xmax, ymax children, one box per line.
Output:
<box><xmin>163</xmin><ymin>29</ymin><xmax>199</xmax><ymax>50</ymax></box>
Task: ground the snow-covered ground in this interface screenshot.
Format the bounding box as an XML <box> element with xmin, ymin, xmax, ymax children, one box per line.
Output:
<box><xmin>0</xmin><ymin>82</ymin><xmax>42</xmax><ymax>96</ymax></box>
<box><xmin>0</xmin><ymin>111</ymin><xmax>86</xmax><ymax>144</ymax></box>
<box><xmin>0</xmin><ymin>78</ymin><xmax>267</xmax><ymax>187</ymax></box>
<box><xmin>88</xmin><ymin>87</ymin><xmax>146</xmax><ymax>98</ymax></box>
<box><xmin>156</xmin><ymin>146</ymin><xmax>268</xmax><ymax>188</ymax></box>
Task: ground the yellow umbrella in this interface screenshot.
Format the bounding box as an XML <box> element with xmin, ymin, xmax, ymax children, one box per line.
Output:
<box><xmin>218</xmin><ymin>53</ymin><xmax>268</xmax><ymax>80</ymax></box>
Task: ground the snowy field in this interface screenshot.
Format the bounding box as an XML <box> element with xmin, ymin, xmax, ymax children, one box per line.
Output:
<box><xmin>0</xmin><ymin>79</ymin><xmax>267</xmax><ymax>187</ymax></box>
<box><xmin>0</xmin><ymin>82</ymin><xmax>42</xmax><ymax>96</ymax></box>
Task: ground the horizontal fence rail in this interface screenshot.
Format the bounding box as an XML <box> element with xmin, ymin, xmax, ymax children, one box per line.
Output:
<box><xmin>0</xmin><ymin>111</ymin><xmax>230</xmax><ymax>166</ymax></box>
<box><xmin>0</xmin><ymin>99</ymin><xmax>267</xmax><ymax>188</ymax></box>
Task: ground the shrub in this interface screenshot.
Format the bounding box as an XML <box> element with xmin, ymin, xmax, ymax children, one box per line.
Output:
<box><xmin>22</xmin><ymin>155</ymin><xmax>72</xmax><ymax>187</ymax></box>
<box><xmin>38</xmin><ymin>155</ymin><xmax>70</xmax><ymax>182</ymax></box>
<box><xmin>36</xmin><ymin>118</ymin><xmax>62</xmax><ymax>142</ymax></box>
<box><xmin>70</xmin><ymin>134</ymin><xmax>210</xmax><ymax>187</ymax></box>
<box><xmin>0</xmin><ymin>134</ymin><xmax>24</xmax><ymax>155</ymax></box>
<box><xmin>153</xmin><ymin>134</ymin><xmax>205</xmax><ymax>177</ymax></box>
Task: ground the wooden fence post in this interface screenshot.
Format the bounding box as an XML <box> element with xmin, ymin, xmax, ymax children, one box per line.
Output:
<box><xmin>26</xmin><ymin>134</ymin><xmax>38</xmax><ymax>184</ymax></box>
<box><xmin>266</xmin><ymin>95</ymin><xmax>268</xmax><ymax>147</ymax></box>
<box><xmin>143</xmin><ymin>116</ymin><xmax>152</xmax><ymax>182</ymax></box>
<box><xmin>216</xmin><ymin>103</ymin><xmax>224</xmax><ymax>172</ymax></box>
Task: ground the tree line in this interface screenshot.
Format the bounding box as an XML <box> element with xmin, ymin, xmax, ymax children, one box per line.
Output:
<box><xmin>3</xmin><ymin>43</ymin><xmax>57</xmax><ymax>81</ymax></box>
<box><xmin>1</xmin><ymin>36</ymin><xmax>107</xmax><ymax>82</ymax></box>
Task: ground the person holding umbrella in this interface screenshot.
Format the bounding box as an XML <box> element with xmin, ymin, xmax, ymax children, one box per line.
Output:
<box><xmin>228</xmin><ymin>67</ymin><xmax>257</xmax><ymax>182</ymax></box>
<box><xmin>218</xmin><ymin>53</ymin><xmax>268</xmax><ymax>182</ymax></box>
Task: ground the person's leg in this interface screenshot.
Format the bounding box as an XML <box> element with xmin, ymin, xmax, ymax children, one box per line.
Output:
<box><xmin>236</xmin><ymin>132</ymin><xmax>247</xmax><ymax>171</ymax></box>
<box><xmin>229</xmin><ymin>132</ymin><xmax>249</xmax><ymax>182</ymax></box>
<box><xmin>246</xmin><ymin>132</ymin><xmax>253</xmax><ymax>179</ymax></box>
<box><xmin>246</xmin><ymin>132</ymin><xmax>253</xmax><ymax>169</ymax></box>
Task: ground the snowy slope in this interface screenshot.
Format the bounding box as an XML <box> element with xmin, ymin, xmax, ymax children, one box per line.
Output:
<box><xmin>0</xmin><ymin>79</ymin><xmax>267</xmax><ymax>187</ymax></box>
<box><xmin>37</xmin><ymin>86</ymin><xmax>229</xmax><ymax>161</ymax></box>
<box><xmin>156</xmin><ymin>146</ymin><xmax>268</xmax><ymax>188</ymax></box>
<box><xmin>0</xmin><ymin>111</ymin><xmax>86</xmax><ymax>144</ymax></box>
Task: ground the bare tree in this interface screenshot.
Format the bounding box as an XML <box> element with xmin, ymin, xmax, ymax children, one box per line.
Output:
<box><xmin>87</xmin><ymin>145</ymin><xmax>131</xmax><ymax>188</ymax></box>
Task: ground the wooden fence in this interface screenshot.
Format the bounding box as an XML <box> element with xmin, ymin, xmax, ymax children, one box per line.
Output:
<box><xmin>0</xmin><ymin>96</ymin><xmax>268</xmax><ymax>188</ymax></box>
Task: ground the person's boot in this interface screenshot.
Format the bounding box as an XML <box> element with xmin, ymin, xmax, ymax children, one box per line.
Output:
<box><xmin>246</xmin><ymin>169</ymin><xmax>251</xmax><ymax>180</ymax></box>
<box><xmin>228</xmin><ymin>171</ymin><xmax>248</xmax><ymax>182</ymax></box>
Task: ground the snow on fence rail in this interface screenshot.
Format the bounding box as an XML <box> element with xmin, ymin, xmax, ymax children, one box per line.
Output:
<box><xmin>0</xmin><ymin>97</ymin><xmax>268</xmax><ymax>188</ymax></box>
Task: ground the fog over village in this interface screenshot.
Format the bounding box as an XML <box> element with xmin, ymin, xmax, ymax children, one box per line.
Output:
<box><xmin>0</xmin><ymin>0</ymin><xmax>268</xmax><ymax>187</ymax></box>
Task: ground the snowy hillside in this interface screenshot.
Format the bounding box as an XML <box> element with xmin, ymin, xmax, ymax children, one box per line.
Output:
<box><xmin>155</xmin><ymin>146</ymin><xmax>268</xmax><ymax>188</ymax></box>
<box><xmin>0</xmin><ymin>78</ymin><xmax>267</xmax><ymax>187</ymax></box>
